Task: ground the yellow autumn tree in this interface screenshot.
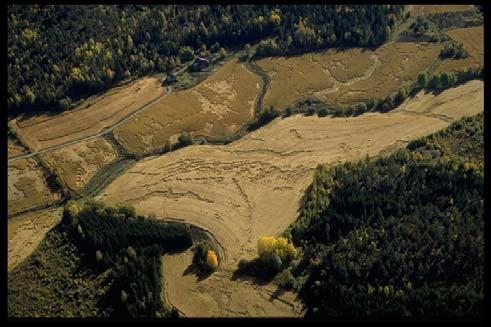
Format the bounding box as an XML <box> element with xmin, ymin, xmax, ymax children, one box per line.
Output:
<box><xmin>205</xmin><ymin>250</ymin><xmax>218</xmax><ymax>271</ymax></box>
<box><xmin>257</xmin><ymin>236</ymin><xmax>297</xmax><ymax>262</ymax></box>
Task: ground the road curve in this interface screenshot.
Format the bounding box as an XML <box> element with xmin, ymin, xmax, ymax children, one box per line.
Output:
<box><xmin>8</xmin><ymin>86</ymin><xmax>173</xmax><ymax>162</ymax></box>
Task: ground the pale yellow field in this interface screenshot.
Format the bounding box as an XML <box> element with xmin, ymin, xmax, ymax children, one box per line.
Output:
<box><xmin>98</xmin><ymin>80</ymin><xmax>483</xmax><ymax>317</ymax></box>
<box><xmin>8</xmin><ymin>207</ymin><xmax>63</xmax><ymax>271</ymax></box>
<box><xmin>410</xmin><ymin>4</ymin><xmax>475</xmax><ymax>16</ymax></box>
<box><xmin>258</xmin><ymin>42</ymin><xmax>442</xmax><ymax>109</ymax></box>
<box><xmin>435</xmin><ymin>26</ymin><xmax>484</xmax><ymax>73</ymax></box>
<box><xmin>13</xmin><ymin>77</ymin><xmax>165</xmax><ymax>151</ymax></box>
<box><xmin>8</xmin><ymin>158</ymin><xmax>61</xmax><ymax>214</ymax></box>
<box><xmin>114</xmin><ymin>58</ymin><xmax>259</xmax><ymax>154</ymax></box>
<box><xmin>42</xmin><ymin>137</ymin><xmax>117</xmax><ymax>190</ymax></box>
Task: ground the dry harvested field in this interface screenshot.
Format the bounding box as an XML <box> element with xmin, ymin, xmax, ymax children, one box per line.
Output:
<box><xmin>257</xmin><ymin>41</ymin><xmax>442</xmax><ymax>109</ymax></box>
<box><xmin>114</xmin><ymin>58</ymin><xmax>259</xmax><ymax>154</ymax></box>
<box><xmin>410</xmin><ymin>5</ymin><xmax>475</xmax><ymax>16</ymax></box>
<box><xmin>8</xmin><ymin>158</ymin><xmax>61</xmax><ymax>214</ymax></box>
<box><xmin>98</xmin><ymin>80</ymin><xmax>483</xmax><ymax>317</ymax></box>
<box><xmin>435</xmin><ymin>26</ymin><xmax>484</xmax><ymax>73</ymax></box>
<box><xmin>8</xmin><ymin>136</ymin><xmax>28</xmax><ymax>158</ymax></box>
<box><xmin>393</xmin><ymin>80</ymin><xmax>483</xmax><ymax>120</ymax></box>
<box><xmin>12</xmin><ymin>77</ymin><xmax>165</xmax><ymax>151</ymax></box>
<box><xmin>42</xmin><ymin>137</ymin><xmax>118</xmax><ymax>191</ymax></box>
<box><xmin>257</xmin><ymin>48</ymin><xmax>374</xmax><ymax>110</ymax></box>
<box><xmin>8</xmin><ymin>207</ymin><xmax>63</xmax><ymax>271</ymax></box>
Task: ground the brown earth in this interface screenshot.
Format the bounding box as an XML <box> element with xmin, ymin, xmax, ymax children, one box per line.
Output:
<box><xmin>8</xmin><ymin>158</ymin><xmax>61</xmax><ymax>214</ymax></box>
<box><xmin>42</xmin><ymin>137</ymin><xmax>117</xmax><ymax>191</ymax></box>
<box><xmin>114</xmin><ymin>58</ymin><xmax>259</xmax><ymax>155</ymax></box>
<box><xmin>257</xmin><ymin>42</ymin><xmax>442</xmax><ymax>109</ymax></box>
<box><xmin>8</xmin><ymin>207</ymin><xmax>63</xmax><ymax>271</ymax></box>
<box><xmin>97</xmin><ymin>80</ymin><xmax>483</xmax><ymax>317</ymax></box>
<box><xmin>13</xmin><ymin>77</ymin><xmax>165</xmax><ymax>151</ymax></box>
<box><xmin>434</xmin><ymin>26</ymin><xmax>484</xmax><ymax>73</ymax></box>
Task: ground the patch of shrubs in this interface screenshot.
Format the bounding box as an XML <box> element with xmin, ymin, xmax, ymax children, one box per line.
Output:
<box><xmin>192</xmin><ymin>241</ymin><xmax>219</xmax><ymax>273</ymax></box>
<box><xmin>248</xmin><ymin>105</ymin><xmax>280</xmax><ymax>131</ymax></box>
<box><xmin>440</xmin><ymin>41</ymin><xmax>467</xmax><ymax>59</ymax></box>
<box><xmin>177</xmin><ymin>132</ymin><xmax>195</xmax><ymax>148</ymax></box>
<box><xmin>238</xmin><ymin>236</ymin><xmax>297</xmax><ymax>278</ymax></box>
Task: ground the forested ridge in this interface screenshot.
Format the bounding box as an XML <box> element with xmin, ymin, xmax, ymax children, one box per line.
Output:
<box><xmin>287</xmin><ymin>114</ymin><xmax>483</xmax><ymax>317</ymax></box>
<box><xmin>8</xmin><ymin>4</ymin><xmax>403</xmax><ymax>115</ymax></box>
<box><xmin>9</xmin><ymin>201</ymin><xmax>192</xmax><ymax>318</ymax></box>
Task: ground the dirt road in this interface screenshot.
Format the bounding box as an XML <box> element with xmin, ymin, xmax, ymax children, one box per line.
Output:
<box><xmin>8</xmin><ymin>86</ymin><xmax>172</xmax><ymax>163</ymax></box>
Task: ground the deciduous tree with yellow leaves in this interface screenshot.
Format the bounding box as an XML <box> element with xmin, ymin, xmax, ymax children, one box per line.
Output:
<box><xmin>205</xmin><ymin>250</ymin><xmax>219</xmax><ymax>271</ymax></box>
<box><xmin>257</xmin><ymin>236</ymin><xmax>297</xmax><ymax>263</ymax></box>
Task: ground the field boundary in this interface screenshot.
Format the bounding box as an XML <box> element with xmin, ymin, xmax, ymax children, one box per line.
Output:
<box><xmin>8</xmin><ymin>86</ymin><xmax>173</xmax><ymax>163</ymax></box>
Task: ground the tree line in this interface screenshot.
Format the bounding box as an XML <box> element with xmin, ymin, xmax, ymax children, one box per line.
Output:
<box><xmin>8</xmin><ymin>4</ymin><xmax>404</xmax><ymax>115</ymax></box>
<box><xmin>62</xmin><ymin>200</ymin><xmax>192</xmax><ymax>317</ymax></box>
<box><xmin>286</xmin><ymin>113</ymin><xmax>483</xmax><ymax>317</ymax></box>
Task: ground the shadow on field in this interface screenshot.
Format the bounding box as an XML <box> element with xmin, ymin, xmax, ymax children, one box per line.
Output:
<box><xmin>182</xmin><ymin>262</ymin><xmax>213</xmax><ymax>282</ymax></box>
<box><xmin>269</xmin><ymin>286</ymin><xmax>288</xmax><ymax>302</ymax></box>
<box><xmin>230</xmin><ymin>258</ymin><xmax>276</xmax><ymax>286</ymax></box>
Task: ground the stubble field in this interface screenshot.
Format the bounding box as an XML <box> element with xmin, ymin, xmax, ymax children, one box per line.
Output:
<box><xmin>113</xmin><ymin>58</ymin><xmax>260</xmax><ymax>155</ymax></box>
<box><xmin>8</xmin><ymin>158</ymin><xmax>61</xmax><ymax>214</ymax></box>
<box><xmin>41</xmin><ymin>137</ymin><xmax>118</xmax><ymax>191</ymax></box>
<box><xmin>12</xmin><ymin>77</ymin><xmax>165</xmax><ymax>151</ymax></box>
<box><xmin>410</xmin><ymin>5</ymin><xmax>475</xmax><ymax>16</ymax></box>
<box><xmin>8</xmin><ymin>136</ymin><xmax>28</xmax><ymax>158</ymax></box>
<box><xmin>257</xmin><ymin>41</ymin><xmax>442</xmax><ymax>109</ymax></box>
<box><xmin>434</xmin><ymin>26</ymin><xmax>484</xmax><ymax>73</ymax></box>
<box><xmin>8</xmin><ymin>207</ymin><xmax>63</xmax><ymax>271</ymax></box>
<box><xmin>97</xmin><ymin>80</ymin><xmax>483</xmax><ymax>317</ymax></box>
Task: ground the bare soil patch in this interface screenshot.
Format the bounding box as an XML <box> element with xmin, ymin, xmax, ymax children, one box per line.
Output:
<box><xmin>42</xmin><ymin>137</ymin><xmax>117</xmax><ymax>191</ymax></box>
<box><xmin>8</xmin><ymin>207</ymin><xmax>63</xmax><ymax>271</ymax></box>
<box><xmin>8</xmin><ymin>158</ymin><xmax>61</xmax><ymax>214</ymax></box>
<box><xmin>13</xmin><ymin>77</ymin><xmax>165</xmax><ymax>151</ymax></box>
<box><xmin>114</xmin><ymin>58</ymin><xmax>259</xmax><ymax>155</ymax></box>
<box><xmin>98</xmin><ymin>81</ymin><xmax>482</xmax><ymax>317</ymax></box>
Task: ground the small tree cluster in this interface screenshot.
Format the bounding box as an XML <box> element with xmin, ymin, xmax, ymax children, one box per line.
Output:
<box><xmin>248</xmin><ymin>105</ymin><xmax>280</xmax><ymax>131</ymax></box>
<box><xmin>440</xmin><ymin>41</ymin><xmax>467</xmax><ymax>59</ymax></box>
<box><xmin>192</xmin><ymin>241</ymin><xmax>219</xmax><ymax>273</ymax></box>
<box><xmin>177</xmin><ymin>132</ymin><xmax>195</xmax><ymax>147</ymax></box>
<box><xmin>257</xmin><ymin>236</ymin><xmax>297</xmax><ymax>273</ymax></box>
<box><xmin>410</xmin><ymin>16</ymin><xmax>429</xmax><ymax>35</ymax></box>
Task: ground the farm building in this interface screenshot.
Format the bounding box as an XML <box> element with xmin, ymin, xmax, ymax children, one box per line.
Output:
<box><xmin>163</xmin><ymin>73</ymin><xmax>177</xmax><ymax>85</ymax></box>
<box><xmin>189</xmin><ymin>57</ymin><xmax>210</xmax><ymax>72</ymax></box>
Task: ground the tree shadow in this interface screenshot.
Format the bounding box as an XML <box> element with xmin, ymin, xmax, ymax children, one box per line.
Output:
<box><xmin>269</xmin><ymin>284</ymin><xmax>289</xmax><ymax>302</ymax></box>
<box><xmin>230</xmin><ymin>258</ymin><xmax>276</xmax><ymax>286</ymax></box>
<box><xmin>182</xmin><ymin>262</ymin><xmax>213</xmax><ymax>282</ymax></box>
<box><xmin>297</xmin><ymin>183</ymin><xmax>312</xmax><ymax>215</ymax></box>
